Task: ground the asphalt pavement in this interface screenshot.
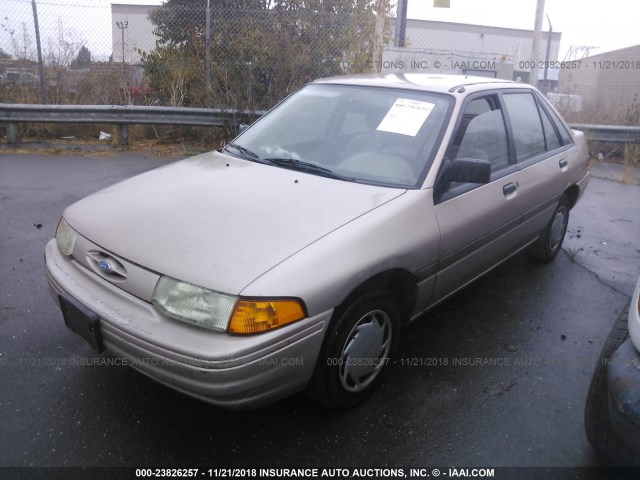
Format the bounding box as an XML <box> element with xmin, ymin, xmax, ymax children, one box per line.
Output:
<box><xmin>564</xmin><ymin>162</ymin><xmax>640</xmax><ymax>297</ymax></box>
<box><xmin>0</xmin><ymin>151</ymin><xmax>638</xmax><ymax>477</ymax></box>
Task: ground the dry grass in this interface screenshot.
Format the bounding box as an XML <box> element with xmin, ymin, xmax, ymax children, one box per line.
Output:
<box><xmin>622</xmin><ymin>143</ymin><xmax>640</xmax><ymax>184</ymax></box>
<box><xmin>589</xmin><ymin>145</ymin><xmax>640</xmax><ymax>185</ymax></box>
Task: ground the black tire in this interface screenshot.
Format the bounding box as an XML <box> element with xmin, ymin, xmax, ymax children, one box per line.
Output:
<box><xmin>584</xmin><ymin>304</ymin><xmax>638</xmax><ymax>465</ymax></box>
<box><xmin>529</xmin><ymin>194</ymin><xmax>570</xmax><ymax>262</ymax></box>
<box><xmin>306</xmin><ymin>290</ymin><xmax>401</xmax><ymax>410</ymax></box>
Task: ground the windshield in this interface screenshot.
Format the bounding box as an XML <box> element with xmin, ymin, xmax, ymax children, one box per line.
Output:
<box><xmin>228</xmin><ymin>84</ymin><xmax>453</xmax><ymax>188</ymax></box>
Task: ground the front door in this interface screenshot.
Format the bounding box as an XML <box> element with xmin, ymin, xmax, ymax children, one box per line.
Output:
<box><xmin>432</xmin><ymin>93</ymin><xmax>528</xmax><ymax>303</ymax></box>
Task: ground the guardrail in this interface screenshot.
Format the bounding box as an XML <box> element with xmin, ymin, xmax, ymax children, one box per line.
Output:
<box><xmin>0</xmin><ymin>103</ymin><xmax>265</xmax><ymax>145</ymax></box>
<box><xmin>1</xmin><ymin>103</ymin><xmax>639</xmax><ymax>147</ymax></box>
<box><xmin>569</xmin><ymin>123</ymin><xmax>640</xmax><ymax>144</ymax></box>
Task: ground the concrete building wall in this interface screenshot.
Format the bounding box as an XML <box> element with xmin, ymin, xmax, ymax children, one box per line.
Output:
<box><xmin>383</xmin><ymin>19</ymin><xmax>561</xmax><ymax>80</ymax></box>
<box><xmin>558</xmin><ymin>44</ymin><xmax>640</xmax><ymax>120</ymax></box>
<box><xmin>111</xmin><ymin>4</ymin><xmax>159</xmax><ymax>64</ymax></box>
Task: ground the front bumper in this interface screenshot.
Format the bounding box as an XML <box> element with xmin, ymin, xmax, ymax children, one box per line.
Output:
<box><xmin>608</xmin><ymin>338</ymin><xmax>640</xmax><ymax>450</ymax></box>
<box><xmin>45</xmin><ymin>239</ymin><xmax>331</xmax><ymax>409</ymax></box>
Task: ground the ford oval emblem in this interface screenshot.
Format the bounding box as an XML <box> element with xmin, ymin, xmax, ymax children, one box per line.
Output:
<box><xmin>98</xmin><ymin>259</ymin><xmax>112</xmax><ymax>272</ymax></box>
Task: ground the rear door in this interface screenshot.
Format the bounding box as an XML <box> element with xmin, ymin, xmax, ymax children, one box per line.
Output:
<box><xmin>500</xmin><ymin>90</ymin><xmax>575</xmax><ymax>239</ymax></box>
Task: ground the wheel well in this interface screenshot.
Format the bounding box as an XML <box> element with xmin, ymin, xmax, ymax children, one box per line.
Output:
<box><xmin>339</xmin><ymin>269</ymin><xmax>417</xmax><ymax>322</ymax></box>
<box><xmin>564</xmin><ymin>184</ymin><xmax>580</xmax><ymax>209</ymax></box>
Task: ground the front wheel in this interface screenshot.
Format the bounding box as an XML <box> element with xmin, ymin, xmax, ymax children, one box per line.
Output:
<box><xmin>306</xmin><ymin>290</ymin><xmax>401</xmax><ymax>410</ymax></box>
<box><xmin>529</xmin><ymin>194</ymin><xmax>570</xmax><ymax>262</ymax></box>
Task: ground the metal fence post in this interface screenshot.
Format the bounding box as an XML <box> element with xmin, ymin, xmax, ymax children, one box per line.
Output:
<box><xmin>205</xmin><ymin>0</ymin><xmax>212</xmax><ymax>107</ymax></box>
<box><xmin>118</xmin><ymin>124</ymin><xmax>129</xmax><ymax>146</ymax></box>
<box><xmin>373</xmin><ymin>0</ymin><xmax>388</xmax><ymax>73</ymax></box>
<box><xmin>31</xmin><ymin>0</ymin><xmax>46</xmax><ymax>104</ymax></box>
<box><xmin>5</xmin><ymin>123</ymin><xmax>20</xmax><ymax>145</ymax></box>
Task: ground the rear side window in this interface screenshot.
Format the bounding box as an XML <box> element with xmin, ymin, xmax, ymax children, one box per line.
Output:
<box><xmin>503</xmin><ymin>93</ymin><xmax>546</xmax><ymax>161</ymax></box>
<box><xmin>539</xmin><ymin>106</ymin><xmax>562</xmax><ymax>151</ymax></box>
<box><xmin>541</xmin><ymin>100</ymin><xmax>573</xmax><ymax>145</ymax></box>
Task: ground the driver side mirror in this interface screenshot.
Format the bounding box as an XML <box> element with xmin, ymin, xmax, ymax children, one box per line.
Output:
<box><xmin>434</xmin><ymin>158</ymin><xmax>491</xmax><ymax>196</ymax></box>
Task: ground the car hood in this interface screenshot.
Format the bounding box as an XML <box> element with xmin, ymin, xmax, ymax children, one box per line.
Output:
<box><xmin>64</xmin><ymin>150</ymin><xmax>406</xmax><ymax>294</ymax></box>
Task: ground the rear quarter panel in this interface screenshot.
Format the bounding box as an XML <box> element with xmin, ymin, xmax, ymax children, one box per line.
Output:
<box><xmin>569</xmin><ymin>129</ymin><xmax>590</xmax><ymax>192</ymax></box>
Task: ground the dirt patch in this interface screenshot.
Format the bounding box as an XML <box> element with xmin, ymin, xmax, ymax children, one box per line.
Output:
<box><xmin>0</xmin><ymin>137</ymin><xmax>211</xmax><ymax>158</ymax></box>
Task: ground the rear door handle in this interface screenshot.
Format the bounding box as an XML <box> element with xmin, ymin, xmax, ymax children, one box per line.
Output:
<box><xmin>559</xmin><ymin>158</ymin><xmax>568</xmax><ymax>169</ymax></box>
<box><xmin>503</xmin><ymin>182</ymin><xmax>517</xmax><ymax>196</ymax></box>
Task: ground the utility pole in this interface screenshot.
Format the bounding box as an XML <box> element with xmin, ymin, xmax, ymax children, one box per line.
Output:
<box><xmin>542</xmin><ymin>15</ymin><xmax>552</xmax><ymax>95</ymax></box>
<box><xmin>394</xmin><ymin>0</ymin><xmax>407</xmax><ymax>48</ymax></box>
<box><xmin>530</xmin><ymin>0</ymin><xmax>545</xmax><ymax>87</ymax></box>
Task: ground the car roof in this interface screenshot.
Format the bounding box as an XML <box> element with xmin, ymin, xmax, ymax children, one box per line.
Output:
<box><xmin>312</xmin><ymin>73</ymin><xmax>532</xmax><ymax>95</ymax></box>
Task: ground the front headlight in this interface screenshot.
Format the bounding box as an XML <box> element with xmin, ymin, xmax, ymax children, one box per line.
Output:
<box><xmin>56</xmin><ymin>217</ymin><xmax>77</xmax><ymax>256</ymax></box>
<box><xmin>152</xmin><ymin>276</ymin><xmax>306</xmax><ymax>334</ymax></box>
<box><xmin>152</xmin><ymin>276</ymin><xmax>238</xmax><ymax>332</ymax></box>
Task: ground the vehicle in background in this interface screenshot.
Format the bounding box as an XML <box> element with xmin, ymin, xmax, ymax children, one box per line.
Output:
<box><xmin>585</xmin><ymin>275</ymin><xmax>640</xmax><ymax>466</ymax></box>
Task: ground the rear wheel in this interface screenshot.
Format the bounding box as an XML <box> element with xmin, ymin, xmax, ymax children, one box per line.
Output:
<box><xmin>306</xmin><ymin>290</ymin><xmax>401</xmax><ymax>410</ymax></box>
<box><xmin>529</xmin><ymin>194</ymin><xmax>570</xmax><ymax>262</ymax></box>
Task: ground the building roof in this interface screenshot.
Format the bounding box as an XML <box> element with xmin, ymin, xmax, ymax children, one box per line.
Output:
<box><xmin>583</xmin><ymin>43</ymin><xmax>640</xmax><ymax>60</ymax></box>
<box><xmin>403</xmin><ymin>18</ymin><xmax>562</xmax><ymax>41</ymax></box>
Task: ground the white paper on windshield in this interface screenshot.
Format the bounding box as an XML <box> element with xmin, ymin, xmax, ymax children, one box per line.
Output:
<box><xmin>376</xmin><ymin>98</ymin><xmax>435</xmax><ymax>137</ymax></box>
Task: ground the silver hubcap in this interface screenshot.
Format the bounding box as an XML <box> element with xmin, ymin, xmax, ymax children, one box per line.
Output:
<box><xmin>339</xmin><ymin>309</ymin><xmax>392</xmax><ymax>392</ymax></box>
<box><xmin>549</xmin><ymin>206</ymin><xmax>568</xmax><ymax>251</ymax></box>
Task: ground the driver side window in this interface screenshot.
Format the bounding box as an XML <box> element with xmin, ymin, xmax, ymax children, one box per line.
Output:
<box><xmin>447</xmin><ymin>96</ymin><xmax>510</xmax><ymax>173</ymax></box>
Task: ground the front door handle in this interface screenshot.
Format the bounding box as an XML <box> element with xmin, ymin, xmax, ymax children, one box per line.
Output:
<box><xmin>503</xmin><ymin>182</ymin><xmax>517</xmax><ymax>196</ymax></box>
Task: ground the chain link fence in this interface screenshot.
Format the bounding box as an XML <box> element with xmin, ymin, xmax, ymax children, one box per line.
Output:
<box><xmin>1</xmin><ymin>0</ymin><xmax>381</xmax><ymax>111</ymax></box>
<box><xmin>0</xmin><ymin>0</ymin><xmax>638</xmax><ymax>126</ymax></box>
<box><xmin>141</xmin><ymin>5</ymin><xmax>378</xmax><ymax>111</ymax></box>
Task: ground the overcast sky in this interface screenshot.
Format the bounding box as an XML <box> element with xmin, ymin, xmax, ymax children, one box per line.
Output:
<box><xmin>407</xmin><ymin>0</ymin><xmax>640</xmax><ymax>58</ymax></box>
<box><xmin>2</xmin><ymin>0</ymin><xmax>639</xmax><ymax>61</ymax></box>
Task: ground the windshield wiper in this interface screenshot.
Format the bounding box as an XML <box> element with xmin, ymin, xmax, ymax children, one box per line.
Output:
<box><xmin>223</xmin><ymin>143</ymin><xmax>261</xmax><ymax>161</ymax></box>
<box><xmin>262</xmin><ymin>158</ymin><xmax>352</xmax><ymax>181</ymax></box>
